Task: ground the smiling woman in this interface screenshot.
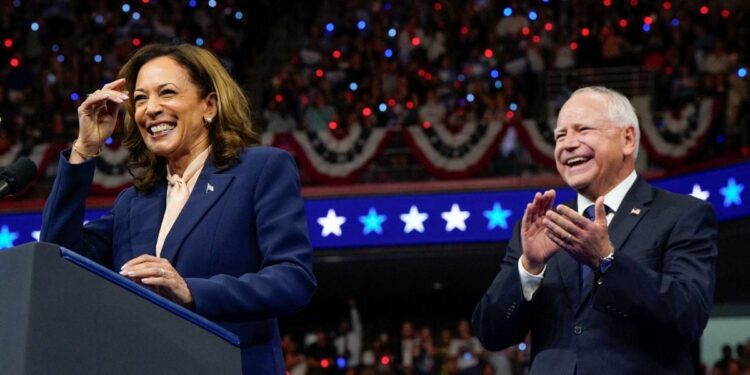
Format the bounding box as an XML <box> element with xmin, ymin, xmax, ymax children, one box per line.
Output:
<box><xmin>39</xmin><ymin>44</ymin><xmax>316</xmax><ymax>374</ymax></box>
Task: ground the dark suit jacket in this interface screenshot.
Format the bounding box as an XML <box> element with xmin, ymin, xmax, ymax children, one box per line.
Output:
<box><xmin>41</xmin><ymin>146</ymin><xmax>317</xmax><ymax>375</ymax></box>
<box><xmin>473</xmin><ymin>177</ymin><xmax>717</xmax><ymax>375</ymax></box>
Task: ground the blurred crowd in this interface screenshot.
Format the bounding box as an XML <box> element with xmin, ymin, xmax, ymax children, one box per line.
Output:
<box><xmin>2</xmin><ymin>0</ymin><xmax>750</xmax><ymax>183</ymax></box>
<box><xmin>282</xmin><ymin>301</ymin><xmax>530</xmax><ymax>375</ymax></box>
<box><xmin>711</xmin><ymin>339</ymin><xmax>750</xmax><ymax>375</ymax></box>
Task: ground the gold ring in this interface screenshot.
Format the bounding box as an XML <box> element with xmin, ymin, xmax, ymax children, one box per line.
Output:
<box><xmin>159</xmin><ymin>268</ymin><xmax>165</xmax><ymax>277</ymax></box>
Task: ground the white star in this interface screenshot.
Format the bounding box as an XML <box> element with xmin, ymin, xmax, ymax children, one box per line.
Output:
<box><xmin>317</xmin><ymin>209</ymin><xmax>347</xmax><ymax>237</ymax></box>
<box><xmin>400</xmin><ymin>205</ymin><xmax>429</xmax><ymax>233</ymax></box>
<box><xmin>690</xmin><ymin>184</ymin><xmax>710</xmax><ymax>201</ymax></box>
<box><xmin>441</xmin><ymin>203</ymin><xmax>471</xmax><ymax>232</ymax></box>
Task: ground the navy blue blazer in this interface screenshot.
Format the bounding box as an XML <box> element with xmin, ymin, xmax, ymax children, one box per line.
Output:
<box><xmin>41</xmin><ymin>146</ymin><xmax>317</xmax><ymax>374</ymax></box>
<box><xmin>473</xmin><ymin>177</ymin><xmax>717</xmax><ymax>375</ymax></box>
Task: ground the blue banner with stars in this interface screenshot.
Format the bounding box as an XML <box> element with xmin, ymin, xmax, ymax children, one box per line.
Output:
<box><xmin>1</xmin><ymin>160</ymin><xmax>748</xmax><ymax>251</ymax></box>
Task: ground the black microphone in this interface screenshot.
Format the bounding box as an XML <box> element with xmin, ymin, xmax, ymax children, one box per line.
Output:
<box><xmin>0</xmin><ymin>157</ymin><xmax>38</xmax><ymax>198</ymax></box>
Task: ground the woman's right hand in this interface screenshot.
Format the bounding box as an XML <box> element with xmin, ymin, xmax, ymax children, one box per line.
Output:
<box><xmin>73</xmin><ymin>78</ymin><xmax>129</xmax><ymax>160</ymax></box>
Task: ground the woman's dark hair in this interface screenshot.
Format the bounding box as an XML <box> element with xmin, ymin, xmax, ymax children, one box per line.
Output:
<box><xmin>118</xmin><ymin>43</ymin><xmax>258</xmax><ymax>191</ymax></box>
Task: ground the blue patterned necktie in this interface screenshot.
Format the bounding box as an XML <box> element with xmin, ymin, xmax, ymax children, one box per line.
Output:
<box><xmin>579</xmin><ymin>205</ymin><xmax>598</xmax><ymax>294</ymax></box>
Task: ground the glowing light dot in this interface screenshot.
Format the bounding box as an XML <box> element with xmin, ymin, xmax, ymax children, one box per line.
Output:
<box><xmin>570</xmin><ymin>42</ymin><xmax>578</xmax><ymax>50</ymax></box>
<box><xmin>699</xmin><ymin>6</ymin><xmax>709</xmax><ymax>15</ymax></box>
<box><xmin>70</xmin><ymin>92</ymin><xmax>80</xmax><ymax>101</ymax></box>
<box><xmin>422</xmin><ymin>121</ymin><xmax>431</xmax><ymax>129</ymax></box>
<box><xmin>483</xmin><ymin>48</ymin><xmax>493</xmax><ymax>58</ymax></box>
<box><xmin>208</xmin><ymin>0</ymin><xmax>217</xmax><ymax>8</ymax></box>
<box><xmin>378</xmin><ymin>103</ymin><xmax>387</xmax><ymax>112</ymax></box>
<box><xmin>384</xmin><ymin>48</ymin><xmax>393</xmax><ymax>58</ymax></box>
<box><xmin>94</xmin><ymin>54</ymin><xmax>102</xmax><ymax>63</ymax></box>
<box><xmin>274</xmin><ymin>94</ymin><xmax>283</xmax><ymax>102</ymax></box>
<box><xmin>387</xmin><ymin>28</ymin><xmax>397</xmax><ymax>37</ymax></box>
<box><xmin>490</xmin><ymin>69</ymin><xmax>499</xmax><ymax>79</ymax></box>
<box><xmin>721</xmin><ymin>9</ymin><xmax>730</xmax><ymax>18</ymax></box>
<box><xmin>532</xmin><ymin>35</ymin><xmax>540</xmax><ymax>43</ymax></box>
<box><xmin>671</xmin><ymin>18</ymin><xmax>680</xmax><ymax>27</ymax></box>
<box><xmin>642</xmin><ymin>24</ymin><xmax>651</xmax><ymax>32</ymax></box>
<box><xmin>47</xmin><ymin>73</ymin><xmax>56</xmax><ymax>83</ymax></box>
<box><xmin>434</xmin><ymin>3</ymin><xmax>442</xmax><ymax>11</ymax></box>
<box><xmin>662</xmin><ymin>1</ymin><xmax>672</xmax><ymax>10</ymax></box>
<box><xmin>509</xmin><ymin>103</ymin><xmax>518</xmax><ymax>111</ymax></box>
<box><xmin>544</xmin><ymin>22</ymin><xmax>553</xmax><ymax>31</ymax></box>
<box><xmin>195</xmin><ymin>37</ymin><xmax>204</xmax><ymax>46</ymax></box>
<box><xmin>52</xmin><ymin>44</ymin><xmax>60</xmax><ymax>52</ymax></box>
<box><xmin>357</xmin><ymin>20</ymin><xmax>366</xmax><ymax>30</ymax></box>
<box><xmin>105</xmin><ymin>137</ymin><xmax>113</xmax><ymax>145</ymax></box>
<box><xmin>337</xmin><ymin>357</ymin><xmax>347</xmax><ymax>369</ymax></box>
<box><xmin>581</xmin><ymin>28</ymin><xmax>590</xmax><ymax>37</ymax></box>
<box><xmin>95</xmin><ymin>15</ymin><xmax>105</xmax><ymax>24</ymax></box>
<box><xmin>30</xmin><ymin>22</ymin><xmax>39</xmax><ymax>31</ymax></box>
<box><xmin>644</xmin><ymin>16</ymin><xmax>653</xmax><ymax>25</ymax></box>
<box><xmin>142</xmin><ymin>0</ymin><xmax>150</xmax><ymax>3</ymax></box>
<box><xmin>362</xmin><ymin>107</ymin><xmax>372</xmax><ymax>117</ymax></box>
<box><xmin>56</xmin><ymin>54</ymin><xmax>65</xmax><ymax>63</ymax></box>
<box><xmin>327</xmin><ymin>121</ymin><xmax>338</xmax><ymax>130</ymax></box>
<box><xmin>314</xmin><ymin>69</ymin><xmax>324</xmax><ymax>78</ymax></box>
<box><xmin>629</xmin><ymin>0</ymin><xmax>638</xmax><ymax>6</ymax></box>
<box><xmin>411</xmin><ymin>37</ymin><xmax>421</xmax><ymax>46</ymax></box>
<box><xmin>502</xmin><ymin>7</ymin><xmax>512</xmax><ymax>17</ymax></box>
<box><xmin>380</xmin><ymin>356</ymin><xmax>390</xmax><ymax>365</ymax></box>
<box><xmin>387</xmin><ymin>99</ymin><xmax>396</xmax><ymax>107</ymax></box>
<box><xmin>121</xmin><ymin>4</ymin><xmax>130</xmax><ymax>12</ymax></box>
<box><xmin>505</xmin><ymin>110</ymin><xmax>515</xmax><ymax>119</ymax></box>
<box><xmin>349</xmin><ymin>82</ymin><xmax>358</xmax><ymax>91</ymax></box>
<box><xmin>321</xmin><ymin>359</ymin><xmax>330</xmax><ymax>368</ymax></box>
<box><xmin>132</xmin><ymin>38</ymin><xmax>141</xmax><ymax>47</ymax></box>
<box><xmin>235</xmin><ymin>11</ymin><xmax>243</xmax><ymax>20</ymax></box>
<box><xmin>132</xmin><ymin>12</ymin><xmax>141</xmax><ymax>20</ymax></box>
<box><xmin>528</xmin><ymin>11</ymin><xmax>538</xmax><ymax>21</ymax></box>
<box><xmin>424</xmin><ymin>72</ymin><xmax>432</xmax><ymax>80</ymax></box>
<box><xmin>405</xmin><ymin>101</ymin><xmax>415</xmax><ymax>110</ymax></box>
<box><xmin>494</xmin><ymin>80</ymin><xmax>502</xmax><ymax>89</ymax></box>
<box><xmin>3</xmin><ymin>39</ymin><xmax>12</xmax><ymax>48</ymax></box>
<box><xmin>188</xmin><ymin>0</ymin><xmax>197</xmax><ymax>8</ymax></box>
<box><xmin>619</xmin><ymin>19</ymin><xmax>628</xmax><ymax>28</ymax></box>
<box><xmin>9</xmin><ymin>57</ymin><xmax>20</xmax><ymax>67</ymax></box>
<box><xmin>466</xmin><ymin>93</ymin><xmax>475</xmax><ymax>102</ymax></box>
<box><xmin>603</xmin><ymin>0</ymin><xmax>612</xmax><ymax>6</ymax></box>
<box><xmin>326</xmin><ymin>23</ymin><xmax>335</xmax><ymax>32</ymax></box>
<box><xmin>521</xmin><ymin>27</ymin><xmax>530</xmax><ymax>36</ymax></box>
<box><xmin>738</xmin><ymin>68</ymin><xmax>748</xmax><ymax>78</ymax></box>
<box><xmin>460</xmin><ymin>26</ymin><xmax>469</xmax><ymax>35</ymax></box>
<box><xmin>332</xmin><ymin>50</ymin><xmax>342</xmax><ymax>59</ymax></box>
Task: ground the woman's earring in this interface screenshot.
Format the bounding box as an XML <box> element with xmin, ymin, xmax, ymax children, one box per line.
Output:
<box><xmin>203</xmin><ymin>117</ymin><xmax>213</xmax><ymax>126</ymax></box>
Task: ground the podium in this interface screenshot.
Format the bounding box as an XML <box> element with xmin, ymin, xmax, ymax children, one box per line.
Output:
<box><xmin>0</xmin><ymin>242</ymin><xmax>242</xmax><ymax>375</ymax></box>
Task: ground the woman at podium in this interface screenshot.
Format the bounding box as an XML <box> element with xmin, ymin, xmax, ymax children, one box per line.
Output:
<box><xmin>40</xmin><ymin>43</ymin><xmax>316</xmax><ymax>374</ymax></box>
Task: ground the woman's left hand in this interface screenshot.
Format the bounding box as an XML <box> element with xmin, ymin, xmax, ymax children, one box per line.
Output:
<box><xmin>120</xmin><ymin>255</ymin><xmax>194</xmax><ymax>308</ymax></box>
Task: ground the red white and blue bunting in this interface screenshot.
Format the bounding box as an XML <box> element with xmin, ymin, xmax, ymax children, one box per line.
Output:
<box><xmin>0</xmin><ymin>97</ymin><xmax>720</xmax><ymax>192</ymax></box>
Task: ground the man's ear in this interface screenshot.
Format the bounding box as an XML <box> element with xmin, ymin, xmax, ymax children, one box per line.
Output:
<box><xmin>622</xmin><ymin>125</ymin><xmax>636</xmax><ymax>157</ymax></box>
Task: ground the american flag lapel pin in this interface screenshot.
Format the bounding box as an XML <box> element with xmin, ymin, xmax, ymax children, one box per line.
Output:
<box><xmin>206</xmin><ymin>183</ymin><xmax>214</xmax><ymax>193</ymax></box>
<box><xmin>630</xmin><ymin>208</ymin><xmax>641</xmax><ymax>216</ymax></box>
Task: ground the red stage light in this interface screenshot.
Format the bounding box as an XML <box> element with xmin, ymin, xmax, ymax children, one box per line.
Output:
<box><xmin>544</xmin><ymin>22</ymin><xmax>553</xmax><ymax>31</ymax></box>
<box><xmin>521</xmin><ymin>27</ymin><xmax>530</xmax><ymax>36</ymax></box>
<box><xmin>569</xmin><ymin>42</ymin><xmax>578</xmax><ymax>50</ymax></box>
<box><xmin>662</xmin><ymin>1</ymin><xmax>672</xmax><ymax>10</ymax></box>
<box><xmin>315</xmin><ymin>69</ymin><xmax>324</xmax><ymax>78</ymax></box>
<box><xmin>484</xmin><ymin>48</ymin><xmax>493</xmax><ymax>58</ymax></box>
<box><xmin>380</xmin><ymin>356</ymin><xmax>390</xmax><ymax>365</ymax></box>
<box><xmin>3</xmin><ymin>38</ymin><xmax>12</xmax><ymax>48</ymax></box>
<box><xmin>332</xmin><ymin>50</ymin><xmax>341</xmax><ymax>59</ymax></box>
<box><xmin>411</xmin><ymin>37</ymin><xmax>421</xmax><ymax>46</ymax></box>
<box><xmin>132</xmin><ymin>37</ymin><xmax>141</xmax><ymax>47</ymax></box>
<box><xmin>699</xmin><ymin>6</ymin><xmax>709</xmax><ymax>15</ymax></box>
<box><xmin>328</xmin><ymin>121</ymin><xmax>337</xmax><ymax>130</ymax></box>
<box><xmin>274</xmin><ymin>94</ymin><xmax>283</xmax><ymax>103</ymax></box>
<box><xmin>619</xmin><ymin>19</ymin><xmax>628</xmax><ymax>28</ymax></box>
<box><xmin>10</xmin><ymin>57</ymin><xmax>20</xmax><ymax>67</ymax></box>
<box><xmin>362</xmin><ymin>107</ymin><xmax>372</xmax><ymax>117</ymax></box>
